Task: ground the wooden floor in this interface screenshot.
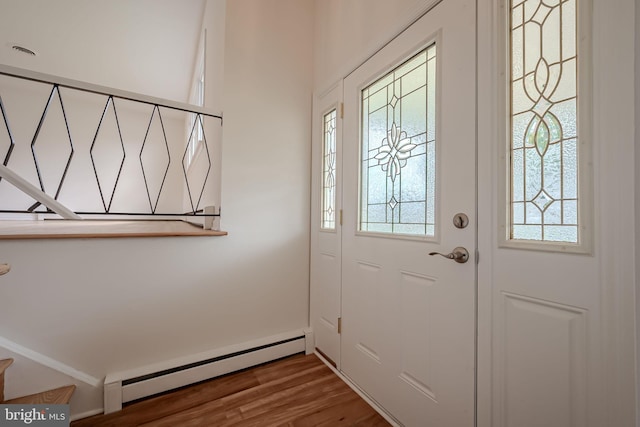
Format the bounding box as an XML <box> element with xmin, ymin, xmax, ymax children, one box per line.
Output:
<box><xmin>72</xmin><ymin>354</ymin><xmax>391</xmax><ymax>427</ymax></box>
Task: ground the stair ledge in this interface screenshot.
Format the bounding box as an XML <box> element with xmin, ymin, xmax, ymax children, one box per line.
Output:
<box><xmin>5</xmin><ymin>385</ymin><xmax>76</xmax><ymax>405</ymax></box>
<box><xmin>0</xmin><ymin>220</ymin><xmax>227</xmax><ymax>239</ymax></box>
<box><xmin>0</xmin><ymin>358</ymin><xmax>13</xmax><ymax>375</ymax></box>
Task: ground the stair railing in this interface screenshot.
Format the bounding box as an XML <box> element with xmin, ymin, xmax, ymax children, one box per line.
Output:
<box><xmin>0</xmin><ymin>65</ymin><xmax>222</xmax><ymax>225</ymax></box>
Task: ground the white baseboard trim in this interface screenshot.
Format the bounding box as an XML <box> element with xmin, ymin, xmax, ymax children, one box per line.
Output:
<box><xmin>0</xmin><ymin>335</ymin><xmax>101</xmax><ymax>387</ymax></box>
<box><xmin>104</xmin><ymin>329</ymin><xmax>308</xmax><ymax>414</ymax></box>
<box><xmin>303</xmin><ymin>328</ymin><xmax>314</xmax><ymax>355</ymax></box>
<box><xmin>314</xmin><ymin>350</ymin><xmax>401</xmax><ymax>427</ymax></box>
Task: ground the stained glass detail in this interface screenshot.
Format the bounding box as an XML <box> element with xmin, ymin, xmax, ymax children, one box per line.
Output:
<box><xmin>360</xmin><ymin>45</ymin><xmax>436</xmax><ymax>236</ymax></box>
<box><xmin>510</xmin><ymin>0</ymin><xmax>578</xmax><ymax>243</ymax></box>
<box><xmin>321</xmin><ymin>109</ymin><xmax>337</xmax><ymax>230</ymax></box>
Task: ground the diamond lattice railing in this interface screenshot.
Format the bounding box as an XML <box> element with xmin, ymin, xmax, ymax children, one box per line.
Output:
<box><xmin>182</xmin><ymin>114</ymin><xmax>211</xmax><ymax>214</ymax></box>
<box><xmin>140</xmin><ymin>105</ymin><xmax>171</xmax><ymax>214</ymax></box>
<box><xmin>0</xmin><ymin>65</ymin><xmax>222</xmax><ymax>222</ymax></box>
<box><xmin>29</xmin><ymin>85</ymin><xmax>74</xmax><ymax>211</ymax></box>
<box><xmin>0</xmin><ymin>96</ymin><xmax>14</xmax><ymax>171</ymax></box>
<box><xmin>90</xmin><ymin>96</ymin><xmax>126</xmax><ymax>213</ymax></box>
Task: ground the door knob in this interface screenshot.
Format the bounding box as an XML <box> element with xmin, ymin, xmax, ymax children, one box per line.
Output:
<box><xmin>429</xmin><ymin>247</ymin><xmax>469</xmax><ymax>264</ymax></box>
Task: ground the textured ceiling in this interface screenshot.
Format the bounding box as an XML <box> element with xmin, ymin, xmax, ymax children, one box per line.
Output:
<box><xmin>0</xmin><ymin>0</ymin><xmax>206</xmax><ymax>103</ymax></box>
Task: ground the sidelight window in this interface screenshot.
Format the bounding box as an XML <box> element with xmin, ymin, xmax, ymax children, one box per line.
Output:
<box><xmin>322</xmin><ymin>109</ymin><xmax>337</xmax><ymax>230</ymax></box>
<box><xmin>509</xmin><ymin>0</ymin><xmax>580</xmax><ymax>243</ymax></box>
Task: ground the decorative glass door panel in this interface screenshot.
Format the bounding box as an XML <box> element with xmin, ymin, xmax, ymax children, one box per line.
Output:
<box><xmin>510</xmin><ymin>0</ymin><xmax>579</xmax><ymax>243</ymax></box>
<box><xmin>360</xmin><ymin>45</ymin><xmax>436</xmax><ymax>236</ymax></box>
<box><xmin>322</xmin><ymin>109</ymin><xmax>337</xmax><ymax>230</ymax></box>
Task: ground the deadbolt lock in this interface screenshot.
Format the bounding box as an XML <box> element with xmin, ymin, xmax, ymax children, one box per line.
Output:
<box><xmin>453</xmin><ymin>213</ymin><xmax>469</xmax><ymax>229</ymax></box>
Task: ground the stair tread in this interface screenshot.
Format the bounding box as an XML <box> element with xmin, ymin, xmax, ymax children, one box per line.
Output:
<box><xmin>0</xmin><ymin>358</ymin><xmax>14</xmax><ymax>375</ymax></box>
<box><xmin>5</xmin><ymin>385</ymin><xmax>76</xmax><ymax>405</ymax></box>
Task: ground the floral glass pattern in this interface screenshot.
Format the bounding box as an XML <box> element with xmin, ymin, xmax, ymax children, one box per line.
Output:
<box><xmin>360</xmin><ymin>45</ymin><xmax>436</xmax><ymax>236</ymax></box>
<box><xmin>510</xmin><ymin>0</ymin><xmax>579</xmax><ymax>243</ymax></box>
<box><xmin>322</xmin><ymin>109</ymin><xmax>337</xmax><ymax>230</ymax></box>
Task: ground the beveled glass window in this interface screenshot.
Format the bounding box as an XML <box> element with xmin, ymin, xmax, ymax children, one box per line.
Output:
<box><xmin>321</xmin><ymin>109</ymin><xmax>337</xmax><ymax>230</ymax></box>
<box><xmin>360</xmin><ymin>45</ymin><xmax>436</xmax><ymax>236</ymax></box>
<box><xmin>510</xmin><ymin>0</ymin><xmax>578</xmax><ymax>243</ymax></box>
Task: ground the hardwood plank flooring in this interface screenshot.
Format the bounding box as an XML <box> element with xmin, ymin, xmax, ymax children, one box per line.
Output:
<box><xmin>72</xmin><ymin>354</ymin><xmax>391</xmax><ymax>427</ymax></box>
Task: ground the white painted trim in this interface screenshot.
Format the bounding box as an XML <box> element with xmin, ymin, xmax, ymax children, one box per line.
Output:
<box><xmin>0</xmin><ymin>165</ymin><xmax>81</xmax><ymax>220</ymax></box>
<box><xmin>314</xmin><ymin>350</ymin><xmax>401</xmax><ymax>427</ymax></box>
<box><xmin>476</xmin><ymin>2</ymin><xmax>497</xmax><ymax>426</ymax></box>
<box><xmin>121</xmin><ymin>338</ymin><xmax>304</xmax><ymax>404</ymax></box>
<box><xmin>592</xmin><ymin>0</ymin><xmax>637</xmax><ymax>424</ymax></box>
<box><xmin>103</xmin><ymin>329</ymin><xmax>306</xmax><ymax>414</ymax></box>
<box><xmin>303</xmin><ymin>328</ymin><xmax>314</xmax><ymax>355</ymax></box>
<box><xmin>0</xmin><ymin>64</ymin><xmax>222</xmax><ymax>118</ymax></box>
<box><xmin>105</xmin><ymin>329</ymin><xmax>305</xmax><ymax>384</ymax></box>
<box><xmin>495</xmin><ymin>0</ymin><xmax>593</xmax><ymax>254</ymax></box>
<box><xmin>70</xmin><ymin>409</ymin><xmax>103</xmax><ymax>422</ymax></box>
<box><xmin>103</xmin><ymin>381</ymin><xmax>122</xmax><ymax>415</ymax></box>
<box><xmin>0</xmin><ymin>335</ymin><xmax>101</xmax><ymax>387</ymax></box>
<box><xmin>203</xmin><ymin>206</ymin><xmax>218</xmax><ymax>230</ymax></box>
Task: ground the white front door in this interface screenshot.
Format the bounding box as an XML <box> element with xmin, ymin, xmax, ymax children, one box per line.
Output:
<box><xmin>341</xmin><ymin>1</ymin><xmax>476</xmax><ymax>425</ymax></box>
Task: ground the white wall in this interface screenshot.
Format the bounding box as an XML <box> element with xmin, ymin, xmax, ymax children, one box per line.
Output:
<box><xmin>313</xmin><ymin>0</ymin><xmax>431</xmax><ymax>92</ymax></box>
<box><xmin>0</xmin><ymin>0</ymin><xmax>314</xmax><ymax>418</ymax></box>
<box><xmin>0</xmin><ymin>0</ymin><xmax>206</xmax><ymax>103</ymax></box>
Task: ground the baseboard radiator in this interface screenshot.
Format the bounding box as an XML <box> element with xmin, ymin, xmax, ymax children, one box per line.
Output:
<box><xmin>103</xmin><ymin>330</ymin><xmax>312</xmax><ymax>414</ymax></box>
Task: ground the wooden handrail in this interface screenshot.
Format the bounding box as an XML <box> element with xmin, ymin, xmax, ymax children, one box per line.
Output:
<box><xmin>0</xmin><ymin>264</ymin><xmax>10</xmax><ymax>276</ymax></box>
